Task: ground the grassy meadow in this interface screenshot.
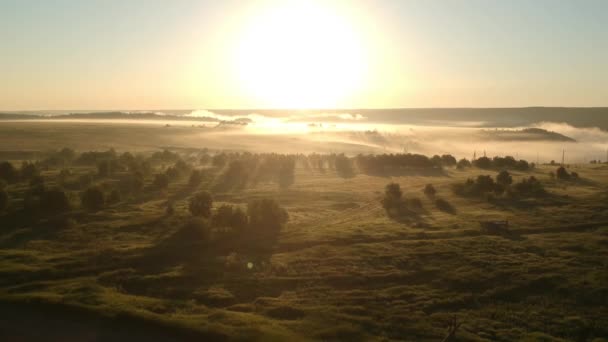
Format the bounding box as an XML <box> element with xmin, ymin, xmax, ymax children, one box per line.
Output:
<box><xmin>0</xmin><ymin>122</ymin><xmax>607</xmax><ymax>341</ymax></box>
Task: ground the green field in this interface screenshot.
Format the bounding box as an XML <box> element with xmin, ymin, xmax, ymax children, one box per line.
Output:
<box><xmin>0</xmin><ymin>122</ymin><xmax>607</xmax><ymax>341</ymax></box>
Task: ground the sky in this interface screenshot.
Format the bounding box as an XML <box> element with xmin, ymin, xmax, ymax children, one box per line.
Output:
<box><xmin>0</xmin><ymin>0</ymin><xmax>607</xmax><ymax>110</ymax></box>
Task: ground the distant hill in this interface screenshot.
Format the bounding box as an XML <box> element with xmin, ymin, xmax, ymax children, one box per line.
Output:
<box><xmin>3</xmin><ymin>107</ymin><xmax>608</xmax><ymax>130</ymax></box>
<box><xmin>0</xmin><ymin>111</ymin><xmax>220</xmax><ymax>122</ymax></box>
<box><xmin>478</xmin><ymin>127</ymin><xmax>576</xmax><ymax>142</ymax></box>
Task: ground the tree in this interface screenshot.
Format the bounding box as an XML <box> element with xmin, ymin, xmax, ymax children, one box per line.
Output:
<box><xmin>277</xmin><ymin>159</ymin><xmax>295</xmax><ymax>189</ymax></box>
<box><xmin>247</xmin><ymin>198</ymin><xmax>288</xmax><ymax>232</ymax></box>
<box><xmin>189</xmin><ymin>169</ymin><xmax>204</xmax><ymax>187</ymax></box>
<box><xmin>230</xmin><ymin>207</ymin><xmax>248</xmax><ymax>231</ymax></box>
<box><xmin>40</xmin><ymin>188</ymin><xmax>70</xmax><ymax>213</ymax></box>
<box><xmin>335</xmin><ymin>154</ymin><xmax>355</xmax><ymax>178</ymax></box>
<box><xmin>212</xmin><ymin>204</ymin><xmax>234</xmax><ymax>228</ymax></box>
<box><xmin>153</xmin><ymin>173</ymin><xmax>169</xmax><ymax>189</ymax></box>
<box><xmin>20</xmin><ymin>161</ymin><xmax>39</xmax><ymax>180</ymax></box>
<box><xmin>381</xmin><ymin>183</ymin><xmax>404</xmax><ymax>217</ymax></box>
<box><xmin>473</xmin><ymin>156</ymin><xmax>492</xmax><ymax>169</ymax></box>
<box><xmin>189</xmin><ymin>191</ymin><xmax>213</xmax><ymax>217</ymax></box>
<box><xmin>456</xmin><ymin>159</ymin><xmax>471</xmax><ymax>169</ymax></box>
<box><xmin>0</xmin><ymin>161</ymin><xmax>17</xmax><ymax>183</ymax></box>
<box><xmin>556</xmin><ymin>166</ymin><xmax>570</xmax><ymax>180</ymax></box>
<box><xmin>0</xmin><ymin>190</ymin><xmax>8</xmax><ymax>212</ymax></box>
<box><xmin>423</xmin><ymin>184</ymin><xmax>436</xmax><ymax>197</ymax></box>
<box><xmin>496</xmin><ymin>170</ymin><xmax>513</xmax><ymax>186</ymax></box>
<box><xmin>81</xmin><ymin>187</ymin><xmax>105</xmax><ymax>211</ymax></box>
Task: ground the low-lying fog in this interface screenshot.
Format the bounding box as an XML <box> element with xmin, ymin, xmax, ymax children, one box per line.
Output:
<box><xmin>2</xmin><ymin>109</ymin><xmax>608</xmax><ymax>164</ymax></box>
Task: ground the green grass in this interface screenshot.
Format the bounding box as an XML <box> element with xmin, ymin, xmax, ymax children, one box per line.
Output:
<box><xmin>1</xmin><ymin>127</ymin><xmax>608</xmax><ymax>340</ymax></box>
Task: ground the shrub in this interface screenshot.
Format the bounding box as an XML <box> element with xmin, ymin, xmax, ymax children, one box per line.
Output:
<box><xmin>423</xmin><ymin>184</ymin><xmax>436</xmax><ymax>197</ymax></box>
<box><xmin>81</xmin><ymin>187</ymin><xmax>105</xmax><ymax>211</ymax></box>
<box><xmin>189</xmin><ymin>191</ymin><xmax>213</xmax><ymax>217</ymax></box>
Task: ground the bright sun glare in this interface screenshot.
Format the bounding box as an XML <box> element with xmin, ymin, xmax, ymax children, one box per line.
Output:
<box><xmin>233</xmin><ymin>1</ymin><xmax>368</xmax><ymax>109</ymax></box>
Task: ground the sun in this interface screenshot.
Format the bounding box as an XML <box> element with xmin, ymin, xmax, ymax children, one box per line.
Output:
<box><xmin>232</xmin><ymin>0</ymin><xmax>368</xmax><ymax>109</ymax></box>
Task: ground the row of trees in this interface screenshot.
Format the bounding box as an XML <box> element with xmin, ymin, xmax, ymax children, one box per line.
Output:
<box><xmin>471</xmin><ymin>156</ymin><xmax>531</xmax><ymax>171</ymax></box>
<box><xmin>452</xmin><ymin>171</ymin><xmax>545</xmax><ymax>199</ymax></box>
<box><xmin>212</xmin><ymin>154</ymin><xmax>296</xmax><ymax>191</ymax></box>
<box><xmin>183</xmin><ymin>191</ymin><xmax>289</xmax><ymax>250</ymax></box>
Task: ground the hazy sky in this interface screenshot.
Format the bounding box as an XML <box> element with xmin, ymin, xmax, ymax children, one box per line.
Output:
<box><xmin>1</xmin><ymin>0</ymin><xmax>607</xmax><ymax>110</ymax></box>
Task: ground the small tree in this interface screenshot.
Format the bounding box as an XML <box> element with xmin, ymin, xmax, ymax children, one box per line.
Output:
<box><xmin>189</xmin><ymin>191</ymin><xmax>213</xmax><ymax>217</ymax></box>
<box><xmin>456</xmin><ymin>159</ymin><xmax>471</xmax><ymax>169</ymax></box>
<box><xmin>81</xmin><ymin>186</ymin><xmax>105</xmax><ymax>211</ymax></box>
<box><xmin>382</xmin><ymin>183</ymin><xmax>404</xmax><ymax>217</ymax></box>
<box><xmin>189</xmin><ymin>169</ymin><xmax>204</xmax><ymax>187</ymax></box>
<box><xmin>40</xmin><ymin>188</ymin><xmax>70</xmax><ymax>214</ymax></box>
<box><xmin>473</xmin><ymin>156</ymin><xmax>492</xmax><ymax>169</ymax></box>
<box><xmin>423</xmin><ymin>184</ymin><xmax>436</xmax><ymax>197</ymax></box>
<box><xmin>496</xmin><ymin>170</ymin><xmax>513</xmax><ymax>186</ymax></box>
<box><xmin>0</xmin><ymin>161</ymin><xmax>18</xmax><ymax>183</ymax></box>
<box><xmin>556</xmin><ymin>166</ymin><xmax>570</xmax><ymax>180</ymax></box>
<box><xmin>248</xmin><ymin>198</ymin><xmax>288</xmax><ymax>233</ymax></box>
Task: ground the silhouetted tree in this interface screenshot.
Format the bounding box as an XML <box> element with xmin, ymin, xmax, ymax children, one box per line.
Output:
<box><xmin>189</xmin><ymin>191</ymin><xmax>213</xmax><ymax>217</ymax></box>
<box><xmin>212</xmin><ymin>154</ymin><xmax>227</xmax><ymax>168</ymax></box>
<box><xmin>40</xmin><ymin>188</ymin><xmax>70</xmax><ymax>214</ymax></box>
<box><xmin>189</xmin><ymin>169</ymin><xmax>204</xmax><ymax>187</ymax></box>
<box><xmin>20</xmin><ymin>161</ymin><xmax>39</xmax><ymax>180</ymax></box>
<box><xmin>153</xmin><ymin>173</ymin><xmax>169</xmax><ymax>190</ymax></box>
<box><xmin>0</xmin><ymin>161</ymin><xmax>17</xmax><ymax>183</ymax></box>
<box><xmin>456</xmin><ymin>158</ymin><xmax>471</xmax><ymax>169</ymax></box>
<box><xmin>496</xmin><ymin>170</ymin><xmax>513</xmax><ymax>186</ymax></box>
<box><xmin>556</xmin><ymin>166</ymin><xmax>570</xmax><ymax>180</ymax></box>
<box><xmin>441</xmin><ymin>154</ymin><xmax>457</xmax><ymax>167</ymax></box>
<box><xmin>335</xmin><ymin>154</ymin><xmax>355</xmax><ymax>178</ymax></box>
<box><xmin>473</xmin><ymin>156</ymin><xmax>492</xmax><ymax>169</ymax></box>
<box><xmin>248</xmin><ymin>198</ymin><xmax>288</xmax><ymax>234</ymax></box>
<box><xmin>81</xmin><ymin>187</ymin><xmax>105</xmax><ymax>211</ymax></box>
<box><xmin>382</xmin><ymin>183</ymin><xmax>404</xmax><ymax>217</ymax></box>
